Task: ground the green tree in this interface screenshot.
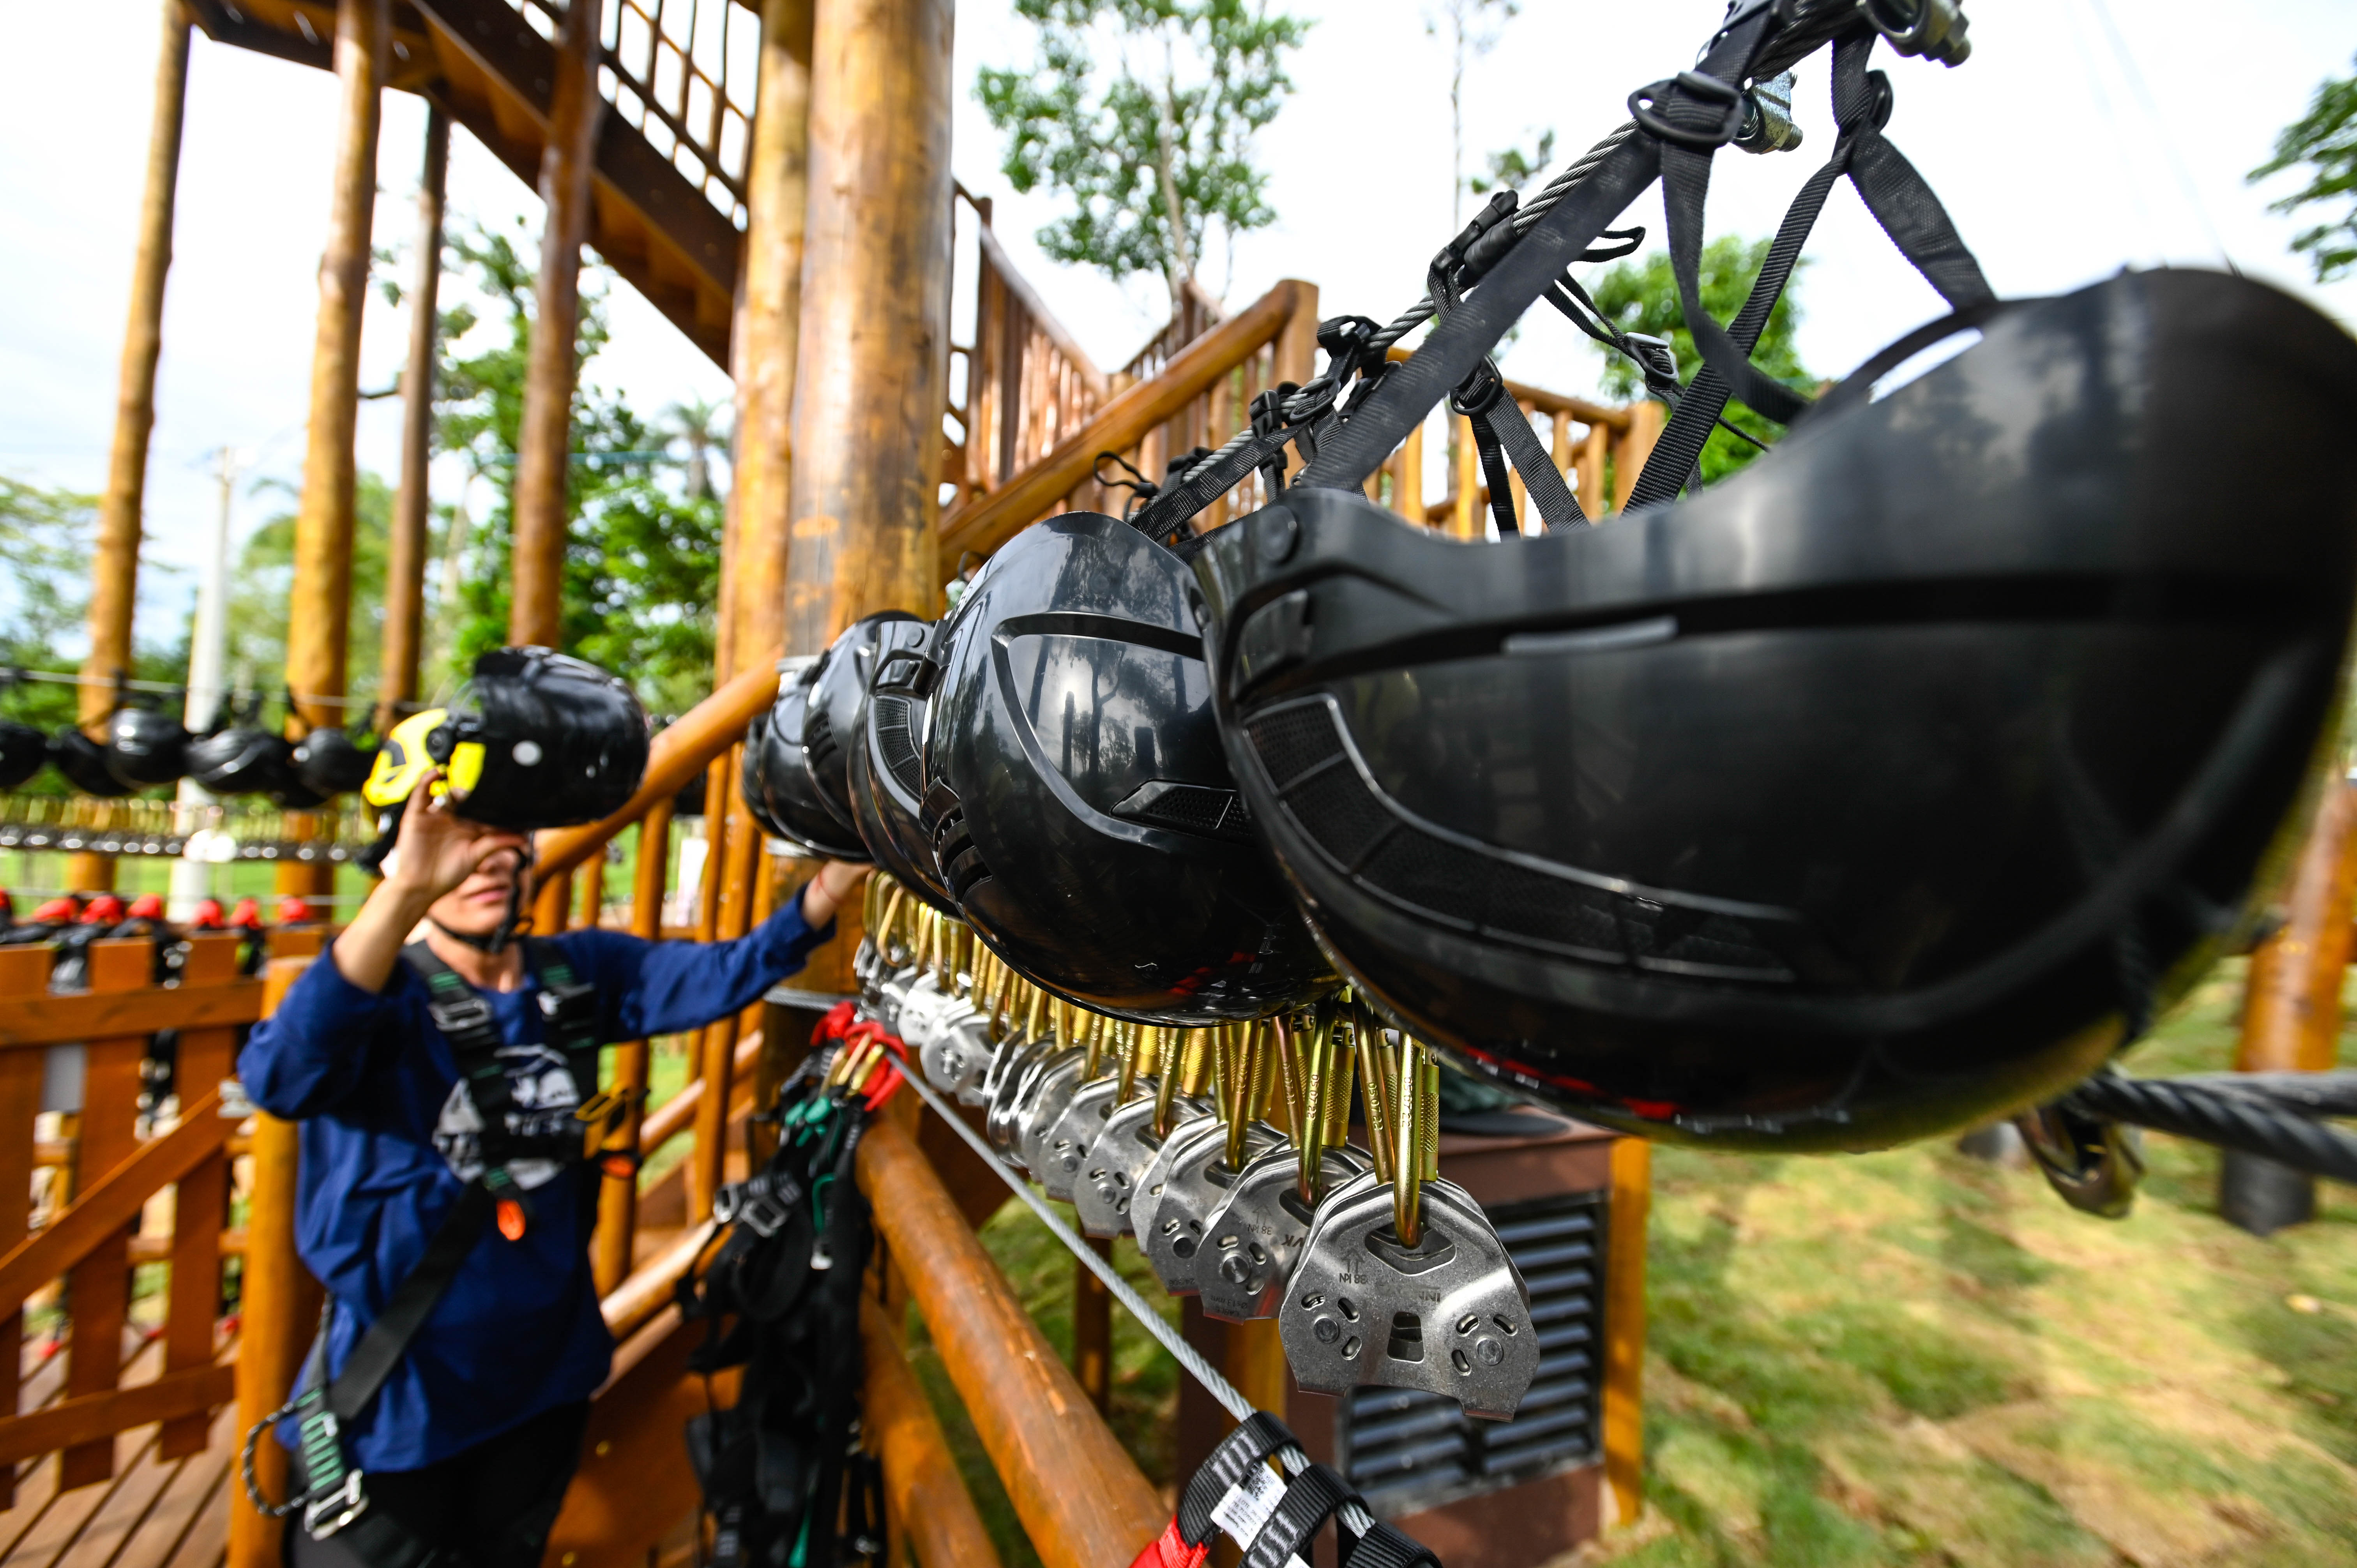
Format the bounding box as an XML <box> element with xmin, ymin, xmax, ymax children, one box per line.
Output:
<box><xmin>979</xmin><ymin>0</ymin><xmax>1309</xmax><ymax>307</ymax></box>
<box><xmin>1470</xmin><ymin>129</ymin><xmax>1553</xmax><ymax>200</ymax></box>
<box><xmin>431</xmin><ymin>220</ymin><xmax>723</xmax><ymax>716</ymax></box>
<box><xmin>0</xmin><ymin>479</ymin><xmax>96</xmax><ymax>663</ymax></box>
<box><xmin>1428</xmin><ymin>0</ymin><xmax>1517</xmax><ymax>226</ymax></box>
<box><xmin>1583</xmin><ymin>236</ymin><xmax>1812</xmax><ymax>486</ymax></box>
<box><xmin>223</xmin><ymin>473</ymin><xmax>392</xmax><ymax>724</ymax></box>
<box><xmin>2252</xmin><ymin>56</ymin><xmax>2357</xmax><ymax>282</ymax></box>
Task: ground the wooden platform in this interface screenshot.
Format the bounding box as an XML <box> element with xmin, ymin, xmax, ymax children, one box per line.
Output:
<box><xmin>0</xmin><ymin>1331</ymin><xmax>233</xmax><ymax>1568</ymax></box>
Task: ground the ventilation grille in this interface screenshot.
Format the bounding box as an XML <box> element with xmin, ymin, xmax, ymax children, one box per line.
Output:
<box><xmin>1112</xmin><ymin>780</ymin><xmax>1258</xmax><ymax>845</ymax></box>
<box><xmin>930</xmin><ymin>795</ymin><xmax>990</xmax><ymax>901</ymax></box>
<box><xmin>804</xmin><ymin>706</ymin><xmax>841</xmax><ymax>778</ymax></box>
<box><xmin>873</xmin><ymin>695</ymin><xmax>922</xmax><ymax>790</ymax></box>
<box><xmin>1336</xmin><ymin>1192</ymin><xmax>1604</xmax><ymax>1511</ymax></box>
<box><xmin>1244</xmin><ymin>700</ymin><xmax>1808</xmax><ymax>984</ymax></box>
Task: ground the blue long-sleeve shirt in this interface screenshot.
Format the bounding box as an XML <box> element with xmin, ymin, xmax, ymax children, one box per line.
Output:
<box><xmin>239</xmin><ymin>898</ymin><xmax>833</xmax><ymax>1471</ymax></box>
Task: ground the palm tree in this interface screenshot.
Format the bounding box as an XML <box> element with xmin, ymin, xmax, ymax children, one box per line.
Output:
<box><xmin>666</xmin><ymin>397</ymin><xmax>730</xmax><ymax>503</ymax></box>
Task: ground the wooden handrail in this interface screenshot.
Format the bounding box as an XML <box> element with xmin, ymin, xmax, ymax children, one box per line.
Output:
<box><xmin>860</xmin><ymin>1295</ymin><xmax>1004</xmax><ymax>1568</ymax></box>
<box><xmin>637</xmin><ymin>1028</ymin><xmax>765</xmax><ymax>1157</ymax></box>
<box><xmin>0</xmin><ymin>1363</ymin><xmax>237</xmax><ymax>1469</ymax></box>
<box><xmin>535</xmin><ymin>650</ymin><xmax>786</xmax><ymax>882</ymax></box>
<box><xmin>600</xmin><ymin>1220</ymin><xmax>716</xmax><ymax>1344</ymax></box>
<box><xmin>0</xmin><ymin>975</ymin><xmax>263</xmax><ymax>1050</ymax></box>
<box><xmin>939</xmin><ymin>279</ymin><xmax>1312</xmax><ymax>561</ymax></box>
<box><xmin>1380</xmin><ymin>344</ymin><xmax>1632</xmax><ymax>431</ymax></box>
<box><xmin>975</xmin><ymin>223</ymin><xmax>1108</xmax><ymax>398</ymax></box>
<box><xmin>856</xmin><ymin>1114</ymin><xmax>1163</xmax><ymax>1568</ymax></box>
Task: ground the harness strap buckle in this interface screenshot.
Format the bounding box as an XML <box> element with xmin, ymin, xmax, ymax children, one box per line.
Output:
<box><xmin>425</xmin><ymin>993</ymin><xmax>497</xmax><ymax>1043</ymax></box>
<box><xmin>1629</xmin><ymin>70</ymin><xmax>1747</xmax><ymax>150</ymax></box>
<box><xmin>302</xmin><ymin>1465</ymin><xmax>368</xmax><ymax>1539</ymax></box>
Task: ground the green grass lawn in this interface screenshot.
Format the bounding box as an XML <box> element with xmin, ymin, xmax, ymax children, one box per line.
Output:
<box><xmin>913</xmin><ymin>962</ymin><xmax>2357</xmax><ymax>1568</ymax></box>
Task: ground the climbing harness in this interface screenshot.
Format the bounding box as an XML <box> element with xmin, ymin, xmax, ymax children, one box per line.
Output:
<box><xmin>242</xmin><ymin>941</ymin><xmax>622</xmax><ymax>1557</ymax></box>
<box><xmin>677</xmin><ymin>1012</ymin><xmax>899</xmax><ymax>1568</ymax></box>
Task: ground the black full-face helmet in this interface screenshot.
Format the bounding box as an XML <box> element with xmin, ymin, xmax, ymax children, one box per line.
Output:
<box><xmin>847</xmin><ymin>618</ymin><xmax>961</xmax><ymax>916</ymax></box>
<box><xmin>1193</xmin><ymin>269</ymin><xmax>2357</xmax><ymax>1151</ymax></box>
<box><xmin>744</xmin><ymin>664</ymin><xmax>869</xmax><ymax>861</ymax></box>
<box><xmin>184</xmin><ymin>699</ymin><xmax>295</xmax><ymax>797</ymax></box>
<box><xmin>926</xmin><ymin>511</ymin><xmax>1332</xmax><ymax>1022</ymax></box>
<box><xmin>426</xmin><ymin>648</ymin><xmax>649</xmax><ymax>830</ymax></box>
<box><xmin>105</xmin><ymin>703</ymin><xmax>189</xmax><ymax>789</ymax></box>
<box><xmin>0</xmin><ymin>720</ymin><xmax>42</xmax><ymax>790</ymax></box>
<box><xmin>290</xmin><ymin>726</ymin><xmax>376</xmax><ymax>797</ymax></box>
<box><xmin>804</xmin><ymin>611</ymin><xmax>921</xmax><ymax>839</ymax></box>
<box><xmin>50</xmin><ymin>726</ymin><xmax>134</xmax><ymax>798</ymax></box>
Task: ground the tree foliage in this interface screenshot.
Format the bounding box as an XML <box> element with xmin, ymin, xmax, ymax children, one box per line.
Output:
<box><xmin>428</xmin><ymin>221</ymin><xmax>723</xmax><ymax>717</ymax></box>
<box><xmin>1428</xmin><ymin>0</ymin><xmax>1517</xmax><ymax>226</ymax></box>
<box><xmin>225</xmin><ymin>473</ymin><xmax>391</xmax><ymax>721</ymax></box>
<box><xmin>0</xmin><ymin>479</ymin><xmax>96</xmax><ymax>662</ymax></box>
<box><xmin>1470</xmin><ymin>130</ymin><xmax>1554</xmax><ymax>199</ymax></box>
<box><xmin>978</xmin><ymin>0</ymin><xmax>1308</xmax><ymax>305</ymax></box>
<box><xmin>1583</xmin><ymin>237</ymin><xmax>1811</xmax><ymax>486</ymax></box>
<box><xmin>2253</xmin><ymin>56</ymin><xmax>2357</xmax><ymax>282</ymax></box>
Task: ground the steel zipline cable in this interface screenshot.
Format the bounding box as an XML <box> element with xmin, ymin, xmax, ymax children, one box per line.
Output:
<box><xmin>2062</xmin><ymin>1068</ymin><xmax>2357</xmax><ymax>1185</ymax></box>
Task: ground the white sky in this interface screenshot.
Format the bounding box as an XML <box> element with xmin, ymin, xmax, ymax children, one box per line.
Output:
<box><xmin>2</xmin><ymin>0</ymin><xmax>2352</xmax><ymax>655</ymax></box>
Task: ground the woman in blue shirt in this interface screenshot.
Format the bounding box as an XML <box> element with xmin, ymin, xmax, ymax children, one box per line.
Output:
<box><xmin>241</xmin><ymin>771</ymin><xmax>866</xmax><ymax>1566</ymax></box>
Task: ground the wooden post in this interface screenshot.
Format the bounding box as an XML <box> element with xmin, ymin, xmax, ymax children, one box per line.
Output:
<box><xmin>1610</xmin><ymin>401</ymin><xmax>1665</xmax><ymax>515</ymax></box>
<box><xmin>228</xmin><ymin>959</ymin><xmax>327</xmax><ymax>1568</ymax></box>
<box><xmin>728</xmin><ymin>0</ymin><xmax>816</xmax><ymax>682</ymax></box>
<box><xmin>2221</xmin><ymin>779</ymin><xmax>2357</xmax><ymax>1234</ymax></box>
<box><xmin>279</xmin><ymin>0</ymin><xmax>385</xmax><ymax>901</ymax></box>
<box><xmin>593</xmin><ymin>802</ymin><xmax>671</xmax><ymax>1292</ymax></box>
<box><xmin>381</xmin><ymin>108</ymin><xmax>449</xmax><ymax>730</ymax></box>
<box><xmin>1576</xmin><ymin>419</ymin><xmax>1610</xmax><ymax>520</ymax></box>
<box><xmin>1395</xmin><ymin>418</ymin><xmax>1423</xmax><ymax>523</ymax></box>
<box><xmin>691</xmin><ymin>752</ymin><xmax>762</xmax><ymax>1219</ymax></box>
<box><xmin>1074</xmin><ymin>1236</ymin><xmax>1113</xmax><ymax>1412</ymax></box>
<box><xmin>1270</xmin><ymin>281</ymin><xmax>1318</xmax><ymax>487</ymax></box>
<box><xmin>1451</xmin><ymin>414</ymin><xmax>1479</xmax><ymax>539</ymax></box>
<box><xmin>71</xmin><ymin>0</ymin><xmax>189</xmax><ymax>893</ymax></box>
<box><xmin>859</xmin><ymin>1296</ymin><xmax>1005</xmax><ymax>1568</ymax></box>
<box><xmin>1600</xmin><ymin>1136</ymin><xmax>1651</xmax><ymax>1529</ymax></box>
<box><xmin>509</xmin><ymin>0</ymin><xmax>607</xmax><ymax>650</ymax></box>
<box><xmin>783</xmin><ymin>0</ymin><xmax>956</xmax><ymax>653</ymax></box>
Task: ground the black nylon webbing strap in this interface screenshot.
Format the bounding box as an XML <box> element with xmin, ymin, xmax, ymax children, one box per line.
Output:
<box><xmin>1175</xmin><ymin>1411</ymin><xmax>1298</xmax><ymax>1545</ymax></box>
<box><xmin>1295</xmin><ymin>4</ymin><xmax>1776</xmax><ymax>491</ymax></box>
<box><xmin>1344</xmin><ymin>1520</ymin><xmax>1444</xmax><ymax>1568</ymax></box>
<box><xmin>1629</xmin><ymin>28</ymin><xmax>1997</xmax><ymax>511</ymax></box>
<box><xmin>324</xmin><ymin>1181</ymin><xmax>495</xmax><ymax>1422</ymax></box>
<box><xmin>1478</xmin><ymin>394</ymin><xmax>1587</xmax><ymax>530</ymax></box>
<box><xmin>1237</xmin><ymin>1463</ymin><xmax>1353</xmax><ymax>1568</ymax></box>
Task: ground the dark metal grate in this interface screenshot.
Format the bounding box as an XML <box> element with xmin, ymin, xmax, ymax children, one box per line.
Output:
<box><xmin>873</xmin><ymin>694</ymin><xmax>922</xmax><ymax>789</ymax></box>
<box><xmin>1335</xmin><ymin>1191</ymin><xmax>1604</xmax><ymax>1513</ymax></box>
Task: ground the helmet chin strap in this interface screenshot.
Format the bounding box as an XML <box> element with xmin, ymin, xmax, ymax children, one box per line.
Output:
<box><xmin>430</xmin><ymin>845</ymin><xmax>535</xmax><ymax>955</ymax></box>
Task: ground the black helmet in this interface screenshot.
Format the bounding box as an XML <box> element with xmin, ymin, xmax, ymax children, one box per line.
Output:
<box><xmin>847</xmin><ymin>618</ymin><xmax>961</xmax><ymax>915</ymax></box>
<box><xmin>185</xmin><ymin>698</ymin><xmax>296</xmax><ymax>797</ymax></box>
<box><xmin>743</xmin><ymin>664</ymin><xmax>868</xmax><ymax>860</ymax></box>
<box><xmin>1192</xmin><ymin>268</ymin><xmax>2357</xmax><ymax>1151</ymax></box>
<box><xmin>290</xmin><ymin>726</ymin><xmax>376</xmax><ymax>797</ymax></box>
<box><xmin>0</xmin><ymin>719</ymin><xmax>44</xmax><ymax>790</ymax></box>
<box><xmin>105</xmin><ymin>701</ymin><xmax>189</xmax><ymax>789</ymax></box>
<box><xmin>926</xmin><ymin>511</ymin><xmax>1331</xmax><ymax>1022</ymax></box>
<box><xmin>49</xmin><ymin>726</ymin><xmax>134</xmax><ymax>797</ymax></box>
<box><xmin>425</xmin><ymin>648</ymin><xmax>648</xmax><ymax>830</ymax></box>
<box><xmin>805</xmin><ymin>611</ymin><xmax>922</xmax><ymax>835</ymax></box>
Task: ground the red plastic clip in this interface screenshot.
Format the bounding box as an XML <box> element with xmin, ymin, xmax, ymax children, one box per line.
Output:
<box><xmin>1129</xmin><ymin>1521</ymin><xmax>1208</xmax><ymax>1568</ymax></box>
<box><xmin>495</xmin><ymin>1198</ymin><xmax>528</xmax><ymax>1241</ymax></box>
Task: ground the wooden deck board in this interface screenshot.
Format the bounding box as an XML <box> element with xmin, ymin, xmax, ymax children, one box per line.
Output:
<box><xmin>0</xmin><ymin>1331</ymin><xmax>239</xmax><ymax>1568</ymax></box>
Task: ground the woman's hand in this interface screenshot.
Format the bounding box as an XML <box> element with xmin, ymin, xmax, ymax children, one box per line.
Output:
<box><xmin>334</xmin><ymin>776</ymin><xmax>528</xmax><ymax>994</ymax></box>
<box><xmin>799</xmin><ymin>860</ymin><xmax>871</xmax><ymax>930</ymax></box>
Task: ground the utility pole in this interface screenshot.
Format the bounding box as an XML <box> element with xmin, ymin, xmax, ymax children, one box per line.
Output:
<box><xmin>169</xmin><ymin>447</ymin><xmax>239</xmax><ymax>918</ymax></box>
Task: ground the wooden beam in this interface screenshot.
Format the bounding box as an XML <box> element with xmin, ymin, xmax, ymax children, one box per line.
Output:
<box><xmin>381</xmin><ymin>106</ymin><xmax>449</xmax><ymax>728</ymax></box>
<box><xmin>1601</xmin><ymin>1136</ymin><xmax>1650</xmax><ymax>1529</ymax></box>
<box><xmin>286</xmin><ymin>0</ymin><xmax>385</xmax><ymax>735</ymax></box>
<box><xmin>0</xmin><ymin>978</ymin><xmax>263</xmax><ymax>1050</ymax></box>
<box><xmin>0</xmin><ymin>951</ymin><xmax>45</xmax><ymax>1508</ymax></box>
<box><xmin>82</xmin><ymin>0</ymin><xmax>190</xmax><ymax>740</ymax></box>
<box><xmin>599</xmin><ymin>1220</ymin><xmax>716</xmax><ymax>1345</ymax></box>
<box><xmin>229</xmin><ymin>959</ymin><xmax>327</xmax><ymax>1568</ymax></box>
<box><xmin>60</xmin><ymin>941</ymin><xmax>151</xmax><ymax>1488</ymax></box>
<box><xmin>0</xmin><ymin>1365</ymin><xmax>236</xmax><ymax>1469</ymax></box>
<box><xmin>859</xmin><ymin>1294</ymin><xmax>1004</xmax><ymax>1568</ymax></box>
<box><xmin>973</xmin><ymin>223</ymin><xmax>1107</xmax><ymax>398</ymax></box>
<box><xmin>509</xmin><ymin>0</ymin><xmax>604</xmax><ymax>648</ymax></box>
<box><xmin>534</xmin><ymin>654</ymin><xmax>783</xmax><ymax>882</ymax></box>
<box><xmin>0</xmin><ymin>1089</ymin><xmax>226</xmax><ymax>1318</ymax></box>
<box><xmin>855</xmin><ymin>1115</ymin><xmax>1163</xmax><ymax>1568</ymax></box>
<box><xmin>785</xmin><ymin>0</ymin><xmax>958</xmax><ymax>644</ymax></box>
<box><xmin>938</xmin><ymin>280</ymin><xmax>1307</xmax><ymax>562</ymax></box>
<box><xmin>1610</xmin><ymin>400</ymin><xmax>1665</xmax><ymax>515</ymax></box>
<box><xmin>592</xmin><ymin>798</ymin><xmax>671</xmax><ymax>1294</ymax></box>
<box><xmin>725</xmin><ymin>0</ymin><xmax>816</xmax><ymax>684</ymax></box>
